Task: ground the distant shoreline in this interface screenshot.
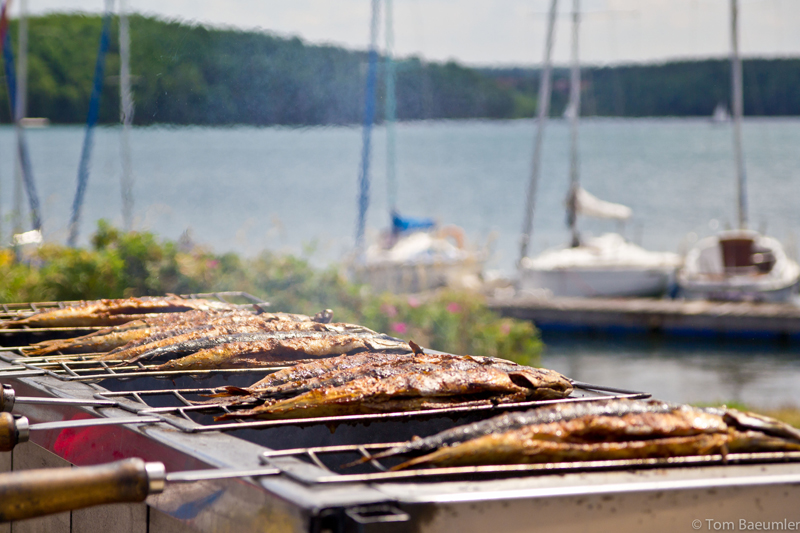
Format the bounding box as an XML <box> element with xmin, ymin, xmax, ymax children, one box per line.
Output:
<box><xmin>2</xmin><ymin>13</ymin><xmax>799</xmax><ymax>127</ymax></box>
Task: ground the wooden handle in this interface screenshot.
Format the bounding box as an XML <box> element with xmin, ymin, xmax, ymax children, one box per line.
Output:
<box><xmin>0</xmin><ymin>412</ymin><xmax>20</xmax><ymax>452</ymax></box>
<box><xmin>0</xmin><ymin>458</ymin><xmax>159</xmax><ymax>522</ymax></box>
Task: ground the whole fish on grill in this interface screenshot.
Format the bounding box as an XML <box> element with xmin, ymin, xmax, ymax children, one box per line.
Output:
<box><xmin>207</xmin><ymin>352</ymin><xmax>495</xmax><ymax>407</ymax></box>
<box><xmin>22</xmin><ymin>309</ymin><xmax>251</xmax><ymax>356</ymax></box>
<box><xmin>154</xmin><ymin>336</ymin><xmax>409</xmax><ymax>371</ymax></box>
<box><xmin>212</xmin><ymin>353</ymin><xmax>573</xmax><ymax>420</ymax></box>
<box><xmin>21</xmin><ymin>308</ymin><xmax>330</xmax><ymax>357</ymax></box>
<box><xmin>0</xmin><ymin>297</ymin><xmax>235</xmax><ymax>329</ymax></box>
<box><xmin>103</xmin><ymin>322</ymin><xmax>390</xmax><ymax>365</ymax></box>
<box><xmin>366</xmin><ymin>399</ymin><xmax>800</xmax><ymax>470</ymax></box>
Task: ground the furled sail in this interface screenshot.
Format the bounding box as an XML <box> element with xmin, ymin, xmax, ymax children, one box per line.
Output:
<box><xmin>572</xmin><ymin>187</ymin><xmax>632</xmax><ymax>220</ymax></box>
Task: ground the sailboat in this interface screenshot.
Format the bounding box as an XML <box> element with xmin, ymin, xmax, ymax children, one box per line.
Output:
<box><xmin>517</xmin><ymin>0</ymin><xmax>681</xmax><ymax>299</ymax></box>
<box><xmin>712</xmin><ymin>102</ymin><xmax>731</xmax><ymax>124</ymax></box>
<box><xmin>677</xmin><ymin>0</ymin><xmax>800</xmax><ymax>302</ymax></box>
<box><xmin>350</xmin><ymin>0</ymin><xmax>484</xmax><ymax>294</ymax></box>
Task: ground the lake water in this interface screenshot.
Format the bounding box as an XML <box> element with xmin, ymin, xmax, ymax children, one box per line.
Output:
<box><xmin>1</xmin><ymin>118</ymin><xmax>799</xmax><ymax>407</ymax></box>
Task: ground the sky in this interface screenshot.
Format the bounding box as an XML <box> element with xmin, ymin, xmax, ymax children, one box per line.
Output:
<box><xmin>11</xmin><ymin>0</ymin><xmax>800</xmax><ymax>66</ymax></box>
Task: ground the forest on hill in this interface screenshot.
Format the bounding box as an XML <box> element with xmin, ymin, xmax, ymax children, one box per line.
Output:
<box><xmin>0</xmin><ymin>13</ymin><xmax>799</xmax><ymax>126</ymax></box>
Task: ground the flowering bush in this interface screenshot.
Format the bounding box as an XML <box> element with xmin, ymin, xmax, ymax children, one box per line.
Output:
<box><xmin>360</xmin><ymin>291</ymin><xmax>542</xmax><ymax>365</ymax></box>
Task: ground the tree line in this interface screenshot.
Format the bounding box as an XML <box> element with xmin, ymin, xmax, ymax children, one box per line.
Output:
<box><xmin>0</xmin><ymin>13</ymin><xmax>799</xmax><ymax>126</ymax></box>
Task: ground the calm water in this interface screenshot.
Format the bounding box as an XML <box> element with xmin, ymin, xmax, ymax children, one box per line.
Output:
<box><xmin>2</xmin><ymin>118</ymin><xmax>800</xmax><ymax>273</ymax></box>
<box><xmin>2</xmin><ymin>118</ymin><xmax>799</xmax><ymax>407</ymax></box>
<box><xmin>541</xmin><ymin>334</ymin><xmax>800</xmax><ymax>409</ymax></box>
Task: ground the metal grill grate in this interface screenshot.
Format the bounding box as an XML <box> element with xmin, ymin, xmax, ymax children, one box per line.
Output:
<box><xmin>258</xmin><ymin>446</ymin><xmax>800</xmax><ymax>484</ymax></box>
<box><xmin>0</xmin><ymin>352</ymin><xmax>290</xmax><ymax>382</ymax></box>
<box><xmin>88</xmin><ymin>382</ymin><xmax>650</xmax><ymax>433</ymax></box>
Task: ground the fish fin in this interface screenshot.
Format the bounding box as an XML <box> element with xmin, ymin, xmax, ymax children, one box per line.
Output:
<box><xmin>409</xmin><ymin>340</ymin><xmax>424</xmax><ymax>355</ymax></box>
<box><xmin>220</xmin><ymin>386</ymin><xmax>251</xmax><ymax>397</ymax></box>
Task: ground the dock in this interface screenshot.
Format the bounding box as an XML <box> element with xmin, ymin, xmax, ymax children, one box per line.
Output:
<box><xmin>488</xmin><ymin>296</ymin><xmax>800</xmax><ymax>340</ymax></box>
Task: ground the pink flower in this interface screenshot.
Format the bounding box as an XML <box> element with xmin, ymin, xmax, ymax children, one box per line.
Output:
<box><xmin>500</xmin><ymin>323</ymin><xmax>511</xmax><ymax>335</ymax></box>
<box><xmin>206</xmin><ymin>259</ymin><xmax>219</xmax><ymax>269</ymax></box>
<box><xmin>391</xmin><ymin>322</ymin><xmax>408</xmax><ymax>334</ymax></box>
<box><xmin>407</xmin><ymin>296</ymin><xmax>421</xmax><ymax>308</ymax></box>
<box><xmin>381</xmin><ymin>304</ymin><xmax>398</xmax><ymax>318</ymax></box>
<box><xmin>446</xmin><ymin>302</ymin><xmax>461</xmax><ymax>314</ymax></box>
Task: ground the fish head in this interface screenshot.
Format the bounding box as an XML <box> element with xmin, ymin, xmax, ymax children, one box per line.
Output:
<box><xmin>506</xmin><ymin>368</ymin><xmax>573</xmax><ymax>399</ymax></box>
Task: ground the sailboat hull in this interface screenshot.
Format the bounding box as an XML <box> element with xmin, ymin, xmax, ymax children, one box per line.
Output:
<box><xmin>518</xmin><ymin>234</ymin><xmax>681</xmax><ymax>298</ymax></box>
<box><xmin>519</xmin><ymin>266</ymin><xmax>674</xmax><ymax>298</ymax></box>
<box><xmin>677</xmin><ymin>231</ymin><xmax>800</xmax><ymax>303</ymax></box>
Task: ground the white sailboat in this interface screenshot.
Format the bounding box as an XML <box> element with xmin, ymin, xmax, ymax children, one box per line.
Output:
<box><xmin>517</xmin><ymin>0</ymin><xmax>680</xmax><ymax>299</ymax></box>
<box><xmin>677</xmin><ymin>0</ymin><xmax>800</xmax><ymax>302</ymax></box>
<box><xmin>712</xmin><ymin>102</ymin><xmax>730</xmax><ymax>124</ymax></box>
<box><xmin>351</xmin><ymin>0</ymin><xmax>484</xmax><ymax>294</ymax></box>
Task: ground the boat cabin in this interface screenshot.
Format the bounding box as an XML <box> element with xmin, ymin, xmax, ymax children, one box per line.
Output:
<box><xmin>697</xmin><ymin>233</ymin><xmax>776</xmax><ymax>277</ymax></box>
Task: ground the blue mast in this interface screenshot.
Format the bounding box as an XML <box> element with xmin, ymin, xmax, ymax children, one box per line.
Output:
<box><xmin>1</xmin><ymin>4</ymin><xmax>42</xmax><ymax>233</ymax></box>
<box><xmin>354</xmin><ymin>0</ymin><xmax>382</xmax><ymax>255</ymax></box>
<box><xmin>384</xmin><ymin>0</ymin><xmax>397</xmax><ymax>215</ymax></box>
<box><xmin>68</xmin><ymin>0</ymin><xmax>114</xmax><ymax>247</ymax></box>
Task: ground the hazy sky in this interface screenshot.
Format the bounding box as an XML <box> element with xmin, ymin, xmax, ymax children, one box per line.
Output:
<box><xmin>13</xmin><ymin>0</ymin><xmax>800</xmax><ymax>65</ymax></box>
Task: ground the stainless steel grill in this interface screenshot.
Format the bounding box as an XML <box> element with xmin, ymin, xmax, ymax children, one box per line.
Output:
<box><xmin>2</xmin><ymin>296</ymin><xmax>800</xmax><ymax>533</ymax></box>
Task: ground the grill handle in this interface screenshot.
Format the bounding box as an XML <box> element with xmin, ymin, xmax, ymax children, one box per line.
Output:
<box><xmin>0</xmin><ymin>458</ymin><xmax>165</xmax><ymax>523</ymax></box>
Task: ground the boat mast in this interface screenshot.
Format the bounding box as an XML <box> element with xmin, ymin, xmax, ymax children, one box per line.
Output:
<box><xmin>354</xmin><ymin>0</ymin><xmax>381</xmax><ymax>255</ymax></box>
<box><xmin>7</xmin><ymin>0</ymin><xmax>42</xmax><ymax>236</ymax></box>
<box><xmin>730</xmin><ymin>0</ymin><xmax>747</xmax><ymax>229</ymax></box>
<box><xmin>385</xmin><ymin>0</ymin><xmax>398</xmax><ymax>216</ymax></box>
<box><xmin>566</xmin><ymin>0</ymin><xmax>581</xmax><ymax>248</ymax></box>
<box><xmin>519</xmin><ymin>0</ymin><xmax>558</xmax><ymax>264</ymax></box>
<box><xmin>68</xmin><ymin>0</ymin><xmax>114</xmax><ymax>247</ymax></box>
<box><xmin>12</xmin><ymin>0</ymin><xmax>27</xmax><ymax>240</ymax></box>
<box><xmin>119</xmin><ymin>0</ymin><xmax>134</xmax><ymax>232</ymax></box>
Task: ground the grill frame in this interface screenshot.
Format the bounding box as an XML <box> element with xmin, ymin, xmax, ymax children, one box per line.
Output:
<box><xmin>8</xmin><ymin>362</ymin><xmax>800</xmax><ymax>533</ymax></box>
<box><xmin>2</xmin><ymin>296</ymin><xmax>800</xmax><ymax>532</ymax></box>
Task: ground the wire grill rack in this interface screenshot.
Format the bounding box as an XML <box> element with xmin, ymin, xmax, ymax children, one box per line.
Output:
<box><xmin>0</xmin><ymin>352</ymin><xmax>291</xmax><ymax>382</ymax></box>
<box><xmin>258</xmin><ymin>446</ymin><xmax>800</xmax><ymax>484</ymax></box>
<box><xmin>86</xmin><ymin>381</ymin><xmax>650</xmax><ymax>433</ymax></box>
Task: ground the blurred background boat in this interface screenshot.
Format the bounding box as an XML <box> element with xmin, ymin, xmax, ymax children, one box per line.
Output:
<box><xmin>677</xmin><ymin>0</ymin><xmax>800</xmax><ymax>302</ymax></box>
<box><xmin>517</xmin><ymin>0</ymin><xmax>680</xmax><ymax>299</ymax></box>
<box><xmin>348</xmin><ymin>0</ymin><xmax>486</xmax><ymax>294</ymax></box>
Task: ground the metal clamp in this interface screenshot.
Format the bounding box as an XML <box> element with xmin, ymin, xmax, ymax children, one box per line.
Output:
<box><xmin>15</xmin><ymin>416</ymin><xmax>30</xmax><ymax>445</ymax></box>
<box><xmin>144</xmin><ymin>462</ymin><xmax>166</xmax><ymax>494</ymax></box>
<box><xmin>344</xmin><ymin>504</ymin><xmax>410</xmax><ymax>525</ymax></box>
<box><xmin>1</xmin><ymin>385</ymin><xmax>14</xmax><ymax>412</ymax></box>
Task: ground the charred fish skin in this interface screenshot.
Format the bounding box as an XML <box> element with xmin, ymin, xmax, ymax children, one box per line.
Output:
<box><xmin>104</xmin><ymin>319</ymin><xmax>389</xmax><ymax>364</ymax></box>
<box><xmin>393</xmin><ymin>433</ymin><xmax>736</xmax><ymax>470</ymax></box>
<box><xmin>154</xmin><ymin>332</ymin><xmax>412</xmax><ymax>371</ymax></box>
<box><xmin>209</xmin><ymin>353</ymin><xmax>570</xmax><ymax>408</ymax></box>
<box><xmin>374</xmin><ymin>399</ymin><xmax>676</xmax><ymax>459</ymax></box>
<box><xmin>379</xmin><ymin>399</ymin><xmax>800</xmax><ymax>469</ymax></box>
<box><xmin>208</xmin><ymin>354</ymin><xmax>497</xmax><ymax>406</ymax></box>
<box><xmin>130</xmin><ymin>330</ymin><xmax>409</xmax><ymax>365</ymax></box>
<box><xmin>0</xmin><ymin>297</ymin><xmax>236</xmax><ymax>328</ymax></box>
<box><xmin>215</xmin><ymin>359</ymin><xmax>571</xmax><ymax>421</ymax></box>
<box><xmin>393</xmin><ymin>427</ymin><xmax>800</xmax><ymax>471</ymax></box>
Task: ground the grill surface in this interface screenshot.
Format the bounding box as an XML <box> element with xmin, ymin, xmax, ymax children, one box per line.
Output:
<box><xmin>2</xmin><ymin>296</ymin><xmax>800</xmax><ymax>532</ymax></box>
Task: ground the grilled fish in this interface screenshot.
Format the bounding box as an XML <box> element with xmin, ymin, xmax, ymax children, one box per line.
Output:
<box><xmin>213</xmin><ymin>353</ymin><xmax>573</xmax><ymax>420</ymax></box>
<box><xmin>154</xmin><ymin>333</ymin><xmax>409</xmax><ymax>371</ymax></box>
<box><xmin>374</xmin><ymin>399</ymin><xmax>800</xmax><ymax>469</ymax></box>
<box><xmin>207</xmin><ymin>352</ymin><xmax>495</xmax><ymax>407</ymax></box>
<box><xmin>1</xmin><ymin>297</ymin><xmax>234</xmax><ymax>329</ymax></box>
<box><xmin>105</xmin><ymin>323</ymin><xmax>388</xmax><ymax>365</ymax></box>
<box><xmin>395</xmin><ymin>431</ymin><xmax>800</xmax><ymax>470</ymax></box>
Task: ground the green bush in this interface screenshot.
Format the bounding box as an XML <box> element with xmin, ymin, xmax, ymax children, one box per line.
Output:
<box><xmin>0</xmin><ymin>222</ymin><xmax>543</xmax><ymax>364</ymax></box>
